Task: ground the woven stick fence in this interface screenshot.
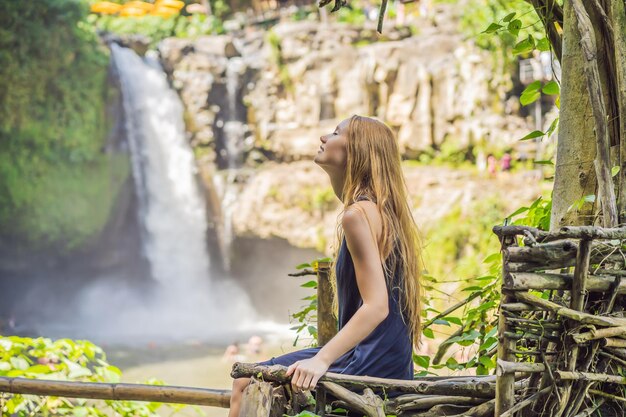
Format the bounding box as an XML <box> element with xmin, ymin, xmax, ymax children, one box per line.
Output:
<box><xmin>494</xmin><ymin>224</ymin><xmax>626</xmax><ymax>417</ymax></box>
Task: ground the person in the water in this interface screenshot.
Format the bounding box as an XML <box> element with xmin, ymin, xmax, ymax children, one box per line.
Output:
<box><xmin>228</xmin><ymin>115</ymin><xmax>425</xmax><ymax>416</ymax></box>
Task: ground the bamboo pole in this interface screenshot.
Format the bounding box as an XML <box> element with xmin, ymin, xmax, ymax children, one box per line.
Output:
<box><xmin>572</xmin><ymin>326</ymin><xmax>626</xmax><ymax>343</ymax></box>
<box><xmin>393</xmin><ymin>395</ymin><xmax>486</xmax><ymax>413</ymax></box>
<box><xmin>496</xmin><ymin>359</ymin><xmax>546</xmax><ymax>375</ymax></box>
<box><xmin>0</xmin><ymin>376</ymin><xmax>231</xmax><ymax>408</ymax></box>
<box><xmin>501</xmin><ymin>302</ymin><xmax>546</xmax><ymax>312</ymax></box>
<box><xmin>600</xmin><ymin>337</ymin><xmax>626</xmax><ymax>348</ymax></box>
<box><xmin>513</xmin><ymin>291</ymin><xmax>626</xmax><ymax>327</ymax></box>
<box><xmin>493</xmin><ymin>225</ymin><xmax>626</xmax><ymax>242</ymax></box>
<box><xmin>505</xmin><ymin>272</ymin><xmax>626</xmax><ymax>293</ymax></box>
<box><xmin>496</xmin><ymin>235</ymin><xmax>517</xmax><ymax>416</ymax></box>
<box><xmin>231</xmin><ymin>363</ymin><xmax>498</xmax><ymax>398</ymax></box>
<box><xmin>555</xmin><ymin>370</ymin><xmax>626</xmax><ymax>384</ymax></box>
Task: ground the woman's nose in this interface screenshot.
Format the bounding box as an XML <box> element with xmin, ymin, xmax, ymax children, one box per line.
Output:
<box><xmin>320</xmin><ymin>135</ymin><xmax>327</xmax><ymax>143</ymax></box>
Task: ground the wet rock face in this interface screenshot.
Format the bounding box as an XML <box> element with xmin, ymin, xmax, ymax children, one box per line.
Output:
<box><xmin>158</xmin><ymin>20</ymin><xmax>529</xmax><ymax>167</ymax></box>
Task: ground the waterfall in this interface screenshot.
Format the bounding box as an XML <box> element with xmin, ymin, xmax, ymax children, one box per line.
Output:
<box><xmin>90</xmin><ymin>44</ymin><xmax>266</xmax><ymax>343</ymax></box>
<box><xmin>111</xmin><ymin>44</ymin><xmax>210</xmax><ymax>286</ymax></box>
<box><xmin>214</xmin><ymin>55</ymin><xmax>249</xmax><ymax>271</ymax></box>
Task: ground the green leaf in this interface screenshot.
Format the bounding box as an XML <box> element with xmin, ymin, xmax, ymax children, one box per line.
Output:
<box><xmin>542</xmin><ymin>81</ymin><xmax>560</xmax><ymax>95</ymax></box>
<box><xmin>546</xmin><ymin>117</ymin><xmax>559</xmax><ymax>137</ymax></box>
<box><xmin>520</xmin><ymin>130</ymin><xmax>545</xmax><ymax>141</ymax></box>
<box><xmin>477</xmin><ymin>301</ymin><xmax>497</xmax><ymax>311</ymax></box>
<box><xmin>513</xmin><ymin>36</ymin><xmax>535</xmax><ymax>55</ymax></box>
<box><xmin>295</xmin><ymin>263</ymin><xmax>311</xmax><ymax>270</ymax></box>
<box><xmin>507</xmin><ymin>19</ymin><xmax>522</xmax><ymax>37</ymax></box>
<box><xmin>446</xmin><ymin>317</ymin><xmax>462</xmax><ymax>325</ymax></box>
<box><xmin>478</xmin><ymin>337</ymin><xmax>498</xmax><ymax>352</ymax></box>
<box><xmin>503</xmin><ymin>12</ymin><xmax>516</xmax><ymax>22</ymax></box>
<box><xmin>533</xmin><ymin>160</ymin><xmax>554</xmax><ymax>165</ymax></box>
<box><xmin>483</xmin><ymin>253</ymin><xmax>501</xmax><ymax>264</ymax></box>
<box><xmin>423</xmin><ymin>328</ymin><xmax>435</xmax><ymax>339</ymax></box>
<box><xmin>520</xmin><ymin>80</ymin><xmax>542</xmax><ymax>105</ymax></box>
<box><xmin>479</xmin><ymin>355</ymin><xmax>495</xmax><ymax>368</ymax></box>
<box><xmin>483</xmin><ymin>23</ymin><xmax>503</xmax><ymax>34</ymax></box>
<box><xmin>475</xmin><ymin>275</ymin><xmax>496</xmax><ymax>283</ymax></box>
<box><xmin>300</xmin><ymin>280</ymin><xmax>317</xmax><ymax>288</ymax></box>
<box><xmin>10</xmin><ymin>356</ymin><xmax>29</xmax><ymax>370</ymax></box>
<box><xmin>414</xmin><ymin>354</ymin><xmax>430</xmax><ymax>369</ymax></box>
<box><xmin>461</xmin><ymin>329</ymin><xmax>482</xmax><ymax>342</ymax></box>
<box><xmin>25</xmin><ymin>364</ymin><xmax>52</xmax><ymax>374</ymax></box>
<box><xmin>433</xmin><ymin>319</ymin><xmax>451</xmax><ymax>326</ymax></box>
<box><xmin>476</xmin><ymin>364</ymin><xmax>489</xmax><ymax>375</ymax></box>
<box><xmin>462</xmin><ymin>286</ymin><xmax>483</xmax><ymax>292</ymax></box>
<box><xmin>612</xmin><ymin>166</ymin><xmax>621</xmax><ymax>177</ymax></box>
<box><xmin>536</xmin><ymin>37</ymin><xmax>551</xmax><ymax>51</ymax></box>
<box><xmin>63</xmin><ymin>358</ymin><xmax>92</xmax><ymax>379</ymax></box>
<box><xmin>520</xmin><ymin>90</ymin><xmax>541</xmax><ymax>106</ymax></box>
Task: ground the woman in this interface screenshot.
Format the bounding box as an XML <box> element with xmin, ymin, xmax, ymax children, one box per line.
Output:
<box><xmin>228</xmin><ymin>115</ymin><xmax>424</xmax><ymax>416</ymax></box>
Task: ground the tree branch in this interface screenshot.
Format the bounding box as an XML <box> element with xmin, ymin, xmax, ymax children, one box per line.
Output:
<box><xmin>525</xmin><ymin>0</ymin><xmax>563</xmax><ymax>61</ymax></box>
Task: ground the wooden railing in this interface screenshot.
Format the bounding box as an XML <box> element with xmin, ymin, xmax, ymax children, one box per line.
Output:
<box><xmin>0</xmin><ymin>375</ymin><xmax>231</xmax><ymax>407</ymax></box>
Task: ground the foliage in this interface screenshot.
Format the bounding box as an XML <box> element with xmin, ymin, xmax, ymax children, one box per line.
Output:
<box><xmin>290</xmin><ymin>257</ymin><xmax>333</xmax><ymax>347</ymax></box>
<box><xmin>90</xmin><ymin>12</ymin><xmax>226</xmax><ymax>45</ymax></box>
<box><xmin>417</xmin><ymin>194</ymin><xmax>552</xmax><ymax>376</ymax></box>
<box><xmin>0</xmin><ymin>335</ymin><xmax>192</xmax><ymax>416</ymax></box>
<box><xmin>440</xmin><ymin>0</ymin><xmax>549</xmax><ymax>61</ymax></box>
<box><xmin>412</xmin><ymin>1</ymin><xmax>559</xmax><ymax>376</ymax></box>
<box><xmin>265</xmin><ymin>30</ymin><xmax>294</xmax><ymax>94</ymax></box>
<box><xmin>0</xmin><ymin>0</ymin><xmax>130</xmax><ymax>251</ymax></box>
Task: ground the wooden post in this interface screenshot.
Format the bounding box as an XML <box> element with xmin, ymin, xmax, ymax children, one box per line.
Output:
<box><xmin>315</xmin><ymin>384</ymin><xmax>327</xmax><ymax>416</ymax></box>
<box><xmin>317</xmin><ymin>261</ymin><xmax>337</xmax><ymax>346</ymax></box>
<box><xmin>495</xmin><ymin>235</ymin><xmax>517</xmax><ymax>416</ymax></box>
<box><xmin>238</xmin><ymin>379</ymin><xmax>274</xmax><ymax>417</ymax></box>
<box><xmin>554</xmin><ymin>237</ymin><xmax>591</xmax><ymax>417</ymax></box>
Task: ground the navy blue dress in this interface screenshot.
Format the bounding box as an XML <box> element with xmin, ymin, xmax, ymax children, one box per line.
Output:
<box><xmin>257</xmin><ymin>197</ymin><xmax>414</xmax><ymax>396</ymax></box>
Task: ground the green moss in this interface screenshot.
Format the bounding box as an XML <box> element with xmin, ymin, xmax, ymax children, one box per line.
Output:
<box><xmin>0</xmin><ymin>0</ymin><xmax>129</xmax><ymax>252</ymax></box>
<box><xmin>0</xmin><ymin>151</ymin><xmax>130</xmax><ymax>251</ymax></box>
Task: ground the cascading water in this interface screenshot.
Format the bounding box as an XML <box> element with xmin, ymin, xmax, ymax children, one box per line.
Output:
<box><xmin>112</xmin><ymin>43</ymin><xmax>210</xmax><ymax>286</ymax></box>
<box><xmin>61</xmin><ymin>44</ymin><xmax>265</xmax><ymax>343</ymax></box>
<box><xmin>223</xmin><ymin>56</ymin><xmax>247</xmax><ymax>169</ymax></box>
<box><xmin>214</xmin><ymin>55</ymin><xmax>249</xmax><ymax>271</ymax></box>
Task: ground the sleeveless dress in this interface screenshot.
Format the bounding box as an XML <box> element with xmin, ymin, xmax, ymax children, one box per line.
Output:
<box><xmin>257</xmin><ymin>196</ymin><xmax>414</xmax><ymax>397</ymax></box>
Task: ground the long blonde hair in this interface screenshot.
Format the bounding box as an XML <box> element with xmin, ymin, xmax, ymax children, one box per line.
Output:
<box><xmin>327</xmin><ymin>114</ymin><xmax>425</xmax><ymax>349</ymax></box>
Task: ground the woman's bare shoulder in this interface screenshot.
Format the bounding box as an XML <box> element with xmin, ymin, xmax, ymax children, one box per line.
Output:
<box><xmin>343</xmin><ymin>200</ymin><xmax>382</xmax><ymax>243</ymax></box>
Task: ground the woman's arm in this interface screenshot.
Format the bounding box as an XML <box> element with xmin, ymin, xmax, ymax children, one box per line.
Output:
<box><xmin>286</xmin><ymin>203</ymin><xmax>389</xmax><ymax>392</ymax></box>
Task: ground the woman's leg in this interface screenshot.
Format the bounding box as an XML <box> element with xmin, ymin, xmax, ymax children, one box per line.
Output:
<box><xmin>227</xmin><ymin>377</ymin><xmax>251</xmax><ymax>417</ymax></box>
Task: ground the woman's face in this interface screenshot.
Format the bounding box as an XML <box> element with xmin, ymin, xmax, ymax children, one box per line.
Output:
<box><xmin>314</xmin><ymin>118</ymin><xmax>349</xmax><ymax>171</ymax></box>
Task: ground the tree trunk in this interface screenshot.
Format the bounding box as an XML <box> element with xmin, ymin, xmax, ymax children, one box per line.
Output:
<box><xmin>549</xmin><ymin>0</ymin><xmax>597</xmax><ymax>230</ymax></box>
<box><xmin>551</xmin><ymin>0</ymin><xmax>626</xmax><ymax>230</ymax></box>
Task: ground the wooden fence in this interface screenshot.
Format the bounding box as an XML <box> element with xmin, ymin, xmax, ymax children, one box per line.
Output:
<box><xmin>494</xmin><ymin>224</ymin><xmax>626</xmax><ymax>417</ymax></box>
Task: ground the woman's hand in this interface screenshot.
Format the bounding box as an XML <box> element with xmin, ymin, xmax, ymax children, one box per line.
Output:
<box><xmin>285</xmin><ymin>355</ymin><xmax>330</xmax><ymax>392</ymax></box>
